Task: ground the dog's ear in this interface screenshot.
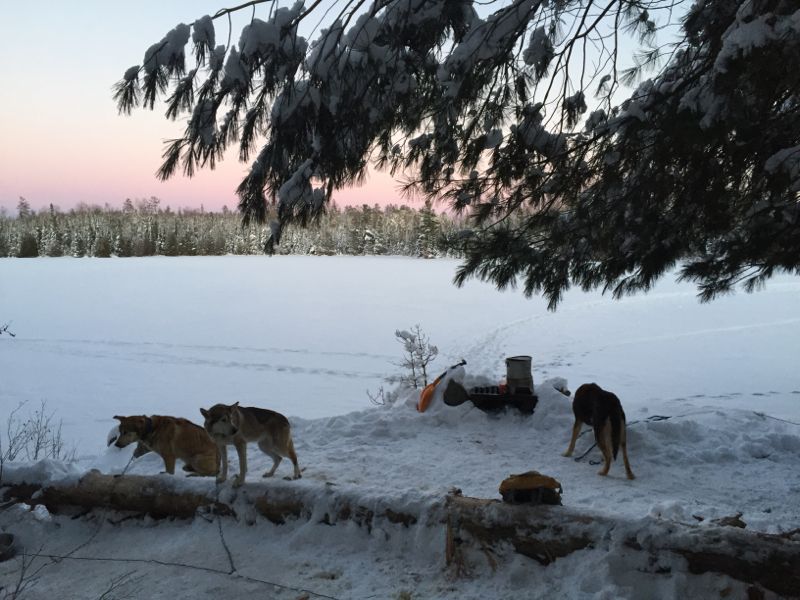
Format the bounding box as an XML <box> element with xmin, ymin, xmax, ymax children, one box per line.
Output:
<box><xmin>113</xmin><ymin>415</ymin><xmax>124</xmax><ymax>421</ymax></box>
<box><xmin>200</xmin><ymin>408</ymin><xmax>208</xmax><ymax>417</ymax></box>
<box><xmin>232</xmin><ymin>402</ymin><xmax>239</xmax><ymax>408</ymax></box>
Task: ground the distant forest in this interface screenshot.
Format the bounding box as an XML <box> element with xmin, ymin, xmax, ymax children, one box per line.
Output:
<box><xmin>0</xmin><ymin>197</ymin><xmax>471</xmax><ymax>258</ymax></box>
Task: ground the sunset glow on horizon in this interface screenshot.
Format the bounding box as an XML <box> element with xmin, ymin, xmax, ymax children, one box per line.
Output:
<box><xmin>0</xmin><ymin>1</ymin><xmax>408</xmax><ymax>215</ymax></box>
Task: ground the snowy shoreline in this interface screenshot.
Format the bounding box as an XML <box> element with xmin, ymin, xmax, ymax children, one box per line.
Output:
<box><xmin>4</xmin><ymin>378</ymin><xmax>800</xmax><ymax>532</ymax></box>
<box><xmin>2</xmin><ymin>380</ymin><xmax>799</xmax><ymax>599</ymax></box>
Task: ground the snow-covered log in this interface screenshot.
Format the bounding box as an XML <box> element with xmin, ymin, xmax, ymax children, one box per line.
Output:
<box><xmin>0</xmin><ymin>470</ymin><xmax>419</xmax><ymax>530</ymax></box>
<box><xmin>3</xmin><ymin>473</ymin><xmax>799</xmax><ymax>596</ymax></box>
<box><xmin>445</xmin><ymin>495</ymin><xmax>800</xmax><ymax>598</ymax></box>
<box><xmin>2</xmin><ymin>470</ymin><xmax>231</xmax><ymax>519</ymax></box>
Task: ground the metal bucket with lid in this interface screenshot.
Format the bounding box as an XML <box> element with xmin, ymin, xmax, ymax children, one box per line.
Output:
<box><xmin>505</xmin><ymin>355</ymin><xmax>533</xmax><ymax>394</ymax></box>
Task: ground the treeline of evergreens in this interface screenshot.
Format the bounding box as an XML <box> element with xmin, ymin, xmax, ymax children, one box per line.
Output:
<box><xmin>0</xmin><ymin>197</ymin><xmax>469</xmax><ymax>258</ymax></box>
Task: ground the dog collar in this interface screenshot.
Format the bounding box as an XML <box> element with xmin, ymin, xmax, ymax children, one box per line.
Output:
<box><xmin>144</xmin><ymin>417</ymin><xmax>154</xmax><ymax>435</ymax></box>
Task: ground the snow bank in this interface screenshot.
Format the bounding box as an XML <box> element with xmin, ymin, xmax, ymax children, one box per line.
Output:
<box><xmin>6</xmin><ymin>377</ymin><xmax>799</xmax><ymax>537</ymax></box>
<box><xmin>2</xmin><ymin>458</ymin><xmax>83</xmax><ymax>488</ymax></box>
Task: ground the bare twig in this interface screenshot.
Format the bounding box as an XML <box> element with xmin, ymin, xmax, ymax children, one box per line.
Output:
<box><xmin>366</xmin><ymin>386</ymin><xmax>387</xmax><ymax>406</ymax></box>
<box><xmin>97</xmin><ymin>570</ymin><xmax>143</xmax><ymax>600</ymax></box>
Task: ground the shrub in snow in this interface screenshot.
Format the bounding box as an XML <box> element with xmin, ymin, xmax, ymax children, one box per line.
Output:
<box><xmin>393</xmin><ymin>325</ymin><xmax>438</xmax><ymax>389</ymax></box>
<box><xmin>1</xmin><ymin>401</ymin><xmax>75</xmax><ymax>471</ymax></box>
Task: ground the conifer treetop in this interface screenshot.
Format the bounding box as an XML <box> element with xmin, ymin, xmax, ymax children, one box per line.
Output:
<box><xmin>115</xmin><ymin>0</ymin><xmax>800</xmax><ymax>307</ymax></box>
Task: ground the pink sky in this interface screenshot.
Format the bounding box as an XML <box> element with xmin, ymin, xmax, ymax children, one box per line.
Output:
<box><xmin>0</xmin><ymin>1</ymin><xmax>406</xmax><ymax>215</ymax></box>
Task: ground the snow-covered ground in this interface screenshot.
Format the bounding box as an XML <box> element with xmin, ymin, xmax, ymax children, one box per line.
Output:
<box><xmin>1</xmin><ymin>256</ymin><xmax>799</xmax><ymax>599</ymax></box>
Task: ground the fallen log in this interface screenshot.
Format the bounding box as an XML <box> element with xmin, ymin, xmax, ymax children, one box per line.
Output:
<box><xmin>445</xmin><ymin>495</ymin><xmax>800</xmax><ymax>598</ymax></box>
<box><xmin>0</xmin><ymin>470</ymin><xmax>421</xmax><ymax>530</ymax></box>
<box><xmin>3</xmin><ymin>472</ymin><xmax>799</xmax><ymax>597</ymax></box>
<box><xmin>2</xmin><ymin>471</ymin><xmax>231</xmax><ymax>519</ymax></box>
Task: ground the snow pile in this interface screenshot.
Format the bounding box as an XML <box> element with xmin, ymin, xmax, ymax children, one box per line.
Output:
<box><xmin>1</xmin><ymin>458</ymin><xmax>83</xmax><ymax>488</ymax></box>
<box><xmin>6</xmin><ymin>376</ymin><xmax>798</xmax><ymax>534</ymax></box>
<box><xmin>3</xmin><ymin>378</ymin><xmax>798</xmax><ymax>599</ymax></box>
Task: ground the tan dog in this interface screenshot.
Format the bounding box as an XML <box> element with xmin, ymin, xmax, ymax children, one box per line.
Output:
<box><xmin>200</xmin><ymin>403</ymin><xmax>301</xmax><ymax>486</ymax></box>
<box><xmin>562</xmin><ymin>383</ymin><xmax>635</xmax><ymax>480</ymax></box>
<box><xmin>111</xmin><ymin>415</ymin><xmax>218</xmax><ymax>476</ymax></box>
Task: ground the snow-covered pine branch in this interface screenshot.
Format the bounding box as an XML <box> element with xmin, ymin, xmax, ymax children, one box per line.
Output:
<box><xmin>116</xmin><ymin>0</ymin><xmax>800</xmax><ymax>307</ymax></box>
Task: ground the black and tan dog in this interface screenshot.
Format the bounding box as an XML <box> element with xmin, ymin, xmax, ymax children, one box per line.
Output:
<box><xmin>110</xmin><ymin>415</ymin><xmax>218</xmax><ymax>476</ymax></box>
<box><xmin>562</xmin><ymin>383</ymin><xmax>635</xmax><ymax>480</ymax></box>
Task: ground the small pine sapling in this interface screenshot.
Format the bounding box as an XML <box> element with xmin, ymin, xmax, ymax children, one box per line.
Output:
<box><xmin>394</xmin><ymin>325</ymin><xmax>438</xmax><ymax>389</ymax></box>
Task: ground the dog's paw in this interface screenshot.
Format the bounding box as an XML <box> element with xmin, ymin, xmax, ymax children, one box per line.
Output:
<box><xmin>216</xmin><ymin>476</ymin><xmax>227</xmax><ymax>484</ymax></box>
<box><xmin>597</xmin><ymin>470</ymin><xmax>609</xmax><ymax>477</ymax></box>
<box><xmin>626</xmin><ymin>473</ymin><xmax>636</xmax><ymax>480</ymax></box>
<box><xmin>262</xmin><ymin>472</ymin><xmax>274</xmax><ymax>478</ymax></box>
<box><xmin>561</xmin><ymin>451</ymin><xmax>572</xmax><ymax>458</ymax></box>
<box><xmin>232</xmin><ymin>475</ymin><xmax>245</xmax><ymax>487</ymax></box>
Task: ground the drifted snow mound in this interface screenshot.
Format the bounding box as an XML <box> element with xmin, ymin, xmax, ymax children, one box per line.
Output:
<box><xmin>1</xmin><ymin>458</ymin><xmax>83</xmax><ymax>487</ymax></box>
<box><xmin>107</xmin><ymin>424</ymin><xmax>120</xmax><ymax>446</ymax></box>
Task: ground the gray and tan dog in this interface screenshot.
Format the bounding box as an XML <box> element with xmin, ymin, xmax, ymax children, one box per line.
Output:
<box><xmin>562</xmin><ymin>383</ymin><xmax>635</xmax><ymax>480</ymax></box>
<box><xmin>110</xmin><ymin>415</ymin><xmax>218</xmax><ymax>476</ymax></box>
<box><xmin>200</xmin><ymin>402</ymin><xmax>301</xmax><ymax>486</ymax></box>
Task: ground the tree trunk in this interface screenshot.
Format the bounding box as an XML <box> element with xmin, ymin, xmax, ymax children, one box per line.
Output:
<box><xmin>445</xmin><ymin>495</ymin><xmax>800</xmax><ymax>598</ymax></box>
<box><xmin>2</xmin><ymin>470</ymin><xmax>230</xmax><ymax>519</ymax></box>
<box><xmin>1</xmin><ymin>470</ymin><xmax>418</xmax><ymax>529</ymax></box>
<box><xmin>3</xmin><ymin>473</ymin><xmax>799</xmax><ymax>597</ymax></box>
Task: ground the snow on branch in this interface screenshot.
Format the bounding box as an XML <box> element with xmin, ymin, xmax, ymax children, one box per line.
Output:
<box><xmin>115</xmin><ymin>0</ymin><xmax>800</xmax><ymax>306</ymax></box>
